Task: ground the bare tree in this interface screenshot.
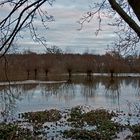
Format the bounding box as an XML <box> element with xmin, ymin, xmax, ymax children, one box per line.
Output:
<box><xmin>1</xmin><ymin>0</ymin><xmax>139</xmax><ymax>57</ymax></box>
<box><xmin>44</xmin><ymin>45</ymin><xmax>63</xmax><ymax>54</ymax></box>
<box><xmin>0</xmin><ymin>0</ymin><xmax>54</xmax><ymax>57</ymax></box>
<box><xmin>79</xmin><ymin>0</ymin><xmax>140</xmax><ymax>56</ymax></box>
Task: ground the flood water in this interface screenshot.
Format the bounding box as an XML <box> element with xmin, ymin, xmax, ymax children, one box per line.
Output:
<box><xmin>0</xmin><ymin>76</ymin><xmax>140</xmax><ymax>122</ymax></box>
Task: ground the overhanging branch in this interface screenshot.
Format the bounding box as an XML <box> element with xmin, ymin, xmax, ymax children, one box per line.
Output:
<box><xmin>128</xmin><ymin>0</ymin><xmax>140</xmax><ymax>22</ymax></box>
<box><xmin>0</xmin><ymin>0</ymin><xmax>54</xmax><ymax>56</ymax></box>
<box><xmin>108</xmin><ymin>0</ymin><xmax>140</xmax><ymax>38</ymax></box>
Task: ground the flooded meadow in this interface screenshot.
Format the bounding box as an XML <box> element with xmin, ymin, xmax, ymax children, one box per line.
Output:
<box><xmin>0</xmin><ymin>75</ymin><xmax>140</xmax><ymax>139</ymax></box>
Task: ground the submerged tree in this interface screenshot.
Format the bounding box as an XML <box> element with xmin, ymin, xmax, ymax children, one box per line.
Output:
<box><xmin>79</xmin><ymin>0</ymin><xmax>140</xmax><ymax>55</ymax></box>
<box><xmin>0</xmin><ymin>0</ymin><xmax>55</xmax><ymax>57</ymax></box>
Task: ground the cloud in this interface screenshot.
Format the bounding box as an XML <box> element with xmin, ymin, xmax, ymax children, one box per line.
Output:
<box><xmin>0</xmin><ymin>0</ymin><xmax>117</xmax><ymax>54</ymax></box>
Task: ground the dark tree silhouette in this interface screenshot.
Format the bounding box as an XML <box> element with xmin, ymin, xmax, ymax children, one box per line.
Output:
<box><xmin>108</xmin><ymin>0</ymin><xmax>140</xmax><ymax>37</ymax></box>
<box><xmin>1</xmin><ymin>0</ymin><xmax>140</xmax><ymax>56</ymax></box>
<box><xmin>0</xmin><ymin>0</ymin><xmax>54</xmax><ymax>56</ymax></box>
<box><xmin>127</xmin><ymin>0</ymin><xmax>140</xmax><ymax>22</ymax></box>
<box><xmin>79</xmin><ymin>0</ymin><xmax>140</xmax><ymax>55</ymax></box>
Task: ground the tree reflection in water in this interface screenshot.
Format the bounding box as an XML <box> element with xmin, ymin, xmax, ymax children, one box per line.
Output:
<box><xmin>0</xmin><ymin>84</ymin><xmax>38</xmax><ymax>122</ymax></box>
<box><xmin>131</xmin><ymin>78</ymin><xmax>140</xmax><ymax>96</ymax></box>
<box><xmin>104</xmin><ymin>78</ymin><xmax>122</xmax><ymax>96</ymax></box>
<box><xmin>0</xmin><ymin>85</ymin><xmax>22</xmax><ymax>122</ymax></box>
<box><xmin>22</xmin><ymin>84</ymin><xmax>38</xmax><ymax>101</ymax></box>
<box><xmin>40</xmin><ymin>83</ymin><xmax>63</xmax><ymax>100</ymax></box>
<box><xmin>0</xmin><ymin>76</ymin><xmax>140</xmax><ymax>122</ymax></box>
<box><xmin>81</xmin><ymin>77</ymin><xmax>99</xmax><ymax>102</ymax></box>
<box><xmin>40</xmin><ymin>81</ymin><xmax>76</xmax><ymax>103</ymax></box>
<box><xmin>137</xmin><ymin>78</ymin><xmax>140</xmax><ymax>95</ymax></box>
<box><xmin>123</xmin><ymin>77</ymin><xmax>140</xmax><ymax>97</ymax></box>
<box><xmin>103</xmin><ymin>78</ymin><xmax>122</xmax><ymax>109</ymax></box>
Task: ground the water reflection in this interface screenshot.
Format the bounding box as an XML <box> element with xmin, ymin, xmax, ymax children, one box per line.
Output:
<box><xmin>81</xmin><ymin>78</ymin><xmax>99</xmax><ymax>102</ymax></box>
<box><xmin>105</xmin><ymin>78</ymin><xmax>120</xmax><ymax>101</ymax></box>
<box><xmin>0</xmin><ymin>77</ymin><xmax>140</xmax><ymax>121</ymax></box>
<box><xmin>40</xmin><ymin>82</ymin><xmax>76</xmax><ymax>102</ymax></box>
<box><xmin>0</xmin><ymin>85</ymin><xmax>22</xmax><ymax>122</ymax></box>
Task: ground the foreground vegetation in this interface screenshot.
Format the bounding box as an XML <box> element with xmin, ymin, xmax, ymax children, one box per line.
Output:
<box><xmin>0</xmin><ymin>106</ymin><xmax>140</xmax><ymax>140</ymax></box>
<box><xmin>64</xmin><ymin>107</ymin><xmax>120</xmax><ymax>140</ymax></box>
<box><xmin>0</xmin><ymin>52</ymin><xmax>140</xmax><ymax>81</ymax></box>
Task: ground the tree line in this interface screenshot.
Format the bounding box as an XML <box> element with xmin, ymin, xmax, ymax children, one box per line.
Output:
<box><xmin>0</xmin><ymin>52</ymin><xmax>140</xmax><ymax>81</ymax></box>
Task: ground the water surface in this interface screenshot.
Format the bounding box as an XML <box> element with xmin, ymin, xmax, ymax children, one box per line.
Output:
<box><xmin>0</xmin><ymin>76</ymin><xmax>140</xmax><ymax>122</ymax></box>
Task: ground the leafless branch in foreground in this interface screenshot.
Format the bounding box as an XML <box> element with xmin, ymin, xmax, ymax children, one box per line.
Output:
<box><xmin>79</xmin><ymin>0</ymin><xmax>140</xmax><ymax>56</ymax></box>
<box><xmin>0</xmin><ymin>0</ymin><xmax>55</xmax><ymax>57</ymax></box>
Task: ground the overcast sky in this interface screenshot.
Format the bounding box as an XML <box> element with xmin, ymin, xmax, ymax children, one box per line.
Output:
<box><xmin>1</xmin><ymin>0</ymin><xmax>117</xmax><ymax>54</ymax></box>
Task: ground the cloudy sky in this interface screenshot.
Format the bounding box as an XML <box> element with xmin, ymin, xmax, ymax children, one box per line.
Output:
<box><xmin>1</xmin><ymin>0</ymin><xmax>117</xmax><ymax>54</ymax></box>
<box><xmin>44</xmin><ymin>0</ymin><xmax>116</xmax><ymax>54</ymax></box>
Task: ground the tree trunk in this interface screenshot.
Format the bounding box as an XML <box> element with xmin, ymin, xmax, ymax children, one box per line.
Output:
<box><xmin>68</xmin><ymin>69</ymin><xmax>72</xmax><ymax>81</ymax></box>
<box><xmin>34</xmin><ymin>69</ymin><xmax>37</xmax><ymax>80</ymax></box>
<box><xmin>45</xmin><ymin>69</ymin><xmax>48</xmax><ymax>77</ymax></box>
<box><xmin>108</xmin><ymin>0</ymin><xmax>140</xmax><ymax>37</ymax></box>
<box><xmin>128</xmin><ymin>0</ymin><xmax>140</xmax><ymax>22</ymax></box>
<box><xmin>27</xmin><ymin>70</ymin><xmax>30</xmax><ymax>80</ymax></box>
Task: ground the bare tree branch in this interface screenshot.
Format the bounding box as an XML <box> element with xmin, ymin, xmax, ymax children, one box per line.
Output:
<box><xmin>0</xmin><ymin>0</ymin><xmax>54</xmax><ymax>56</ymax></box>
<box><xmin>79</xmin><ymin>0</ymin><xmax>140</xmax><ymax>56</ymax></box>
<box><xmin>108</xmin><ymin>0</ymin><xmax>140</xmax><ymax>37</ymax></box>
<box><xmin>128</xmin><ymin>0</ymin><xmax>140</xmax><ymax>21</ymax></box>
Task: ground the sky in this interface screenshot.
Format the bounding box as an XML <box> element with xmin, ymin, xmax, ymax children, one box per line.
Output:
<box><xmin>1</xmin><ymin>0</ymin><xmax>117</xmax><ymax>54</ymax></box>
